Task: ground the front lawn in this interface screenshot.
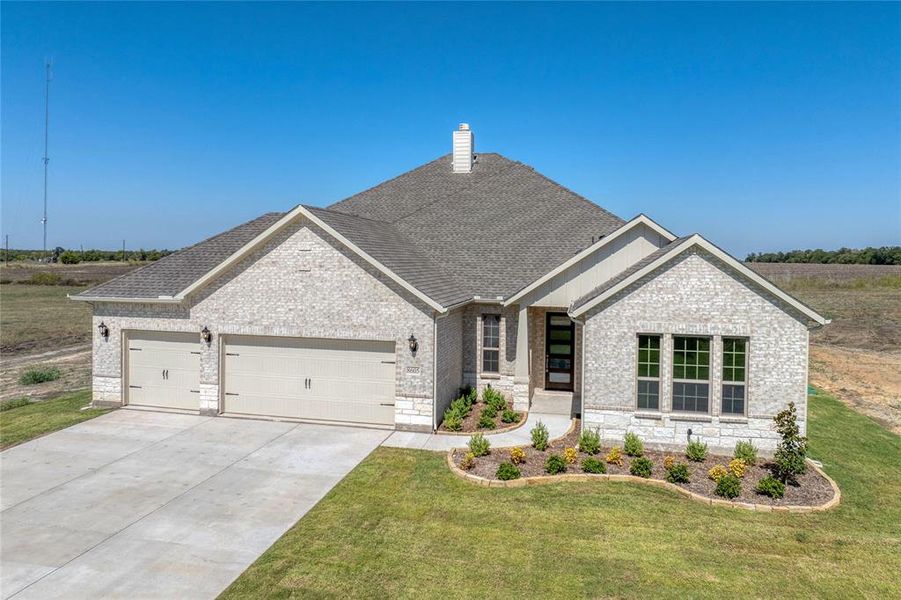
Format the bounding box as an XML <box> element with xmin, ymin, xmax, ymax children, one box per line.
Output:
<box><xmin>0</xmin><ymin>390</ymin><xmax>111</xmax><ymax>449</ymax></box>
<box><xmin>222</xmin><ymin>391</ymin><xmax>900</xmax><ymax>598</ymax></box>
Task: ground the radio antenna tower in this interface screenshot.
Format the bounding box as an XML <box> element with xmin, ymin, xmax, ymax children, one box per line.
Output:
<box><xmin>42</xmin><ymin>59</ymin><xmax>52</xmax><ymax>257</ymax></box>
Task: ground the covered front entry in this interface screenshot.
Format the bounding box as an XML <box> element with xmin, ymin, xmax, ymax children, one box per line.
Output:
<box><xmin>126</xmin><ymin>331</ymin><xmax>201</xmax><ymax>410</ymax></box>
<box><xmin>221</xmin><ymin>335</ymin><xmax>397</xmax><ymax>425</ymax></box>
<box><xmin>545</xmin><ymin>312</ymin><xmax>575</xmax><ymax>391</ymax></box>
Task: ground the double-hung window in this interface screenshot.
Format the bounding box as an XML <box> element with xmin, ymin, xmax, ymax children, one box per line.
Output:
<box><xmin>722</xmin><ymin>338</ymin><xmax>747</xmax><ymax>415</ymax></box>
<box><xmin>672</xmin><ymin>336</ymin><xmax>710</xmax><ymax>413</ymax></box>
<box><xmin>482</xmin><ymin>315</ymin><xmax>500</xmax><ymax>373</ymax></box>
<box><xmin>636</xmin><ymin>335</ymin><xmax>661</xmax><ymax>410</ymax></box>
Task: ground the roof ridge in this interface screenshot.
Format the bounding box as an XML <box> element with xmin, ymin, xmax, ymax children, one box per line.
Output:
<box><xmin>303</xmin><ymin>204</ymin><xmax>394</xmax><ymax>225</ymax></box>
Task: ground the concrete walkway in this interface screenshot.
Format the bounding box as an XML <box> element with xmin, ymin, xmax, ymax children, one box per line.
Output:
<box><xmin>382</xmin><ymin>411</ymin><xmax>574</xmax><ymax>452</ymax></box>
<box><xmin>0</xmin><ymin>409</ymin><xmax>389</xmax><ymax>599</ymax></box>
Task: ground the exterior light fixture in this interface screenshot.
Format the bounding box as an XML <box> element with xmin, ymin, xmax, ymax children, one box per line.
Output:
<box><xmin>201</xmin><ymin>326</ymin><xmax>212</xmax><ymax>344</ymax></box>
<box><xmin>407</xmin><ymin>333</ymin><xmax>418</xmax><ymax>353</ymax></box>
<box><xmin>97</xmin><ymin>322</ymin><xmax>110</xmax><ymax>340</ymax></box>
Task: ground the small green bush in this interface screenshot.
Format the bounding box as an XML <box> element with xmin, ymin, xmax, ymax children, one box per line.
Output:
<box><xmin>450</xmin><ymin>396</ymin><xmax>471</xmax><ymax>417</ymax></box>
<box><xmin>28</xmin><ymin>272</ymin><xmax>62</xmax><ymax>285</ymax></box>
<box><xmin>19</xmin><ymin>366</ymin><xmax>61</xmax><ymax>385</ymax></box>
<box><xmin>477</xmin><ymin>412</ymin><xmax>497</xmax><ymax>429</ymax></box>
<box><xmin>773</xmin><ymin>402</ymin><xmax>808</xmax><ymax>483</ymax></box>
<box><xmin>755</xmin><ymin>475</ymin><xmax>786</xmax><ymax>499</ymax></box>
<box><xmin>734</xmin><ymin>440</ymin><xmax>759</xmax><ymax>464</ymax></box>
<box><xmin>531</xmin><ymin>421</ymin><xmax>549</xmax><ymax>451</ymax></box>
<box><xmin>468</xmin><ymin>433</ymin><xmax>490</xmax><ymax>457</ymax></box>
<box><xmin>501</xmin><ymin>408</ymin><xmax>521</xmax><ymax>424</ymax></box>
<box><xmin>0</xmin><ymin>398</ymin><xmax>32</xmax><ymax>412</ymax></box>
<box><xmin>581</xmin><ymin>457</ymin><xmax>605</xmax><ymax>474</ymax></box>
<box><xmin>545</xmin><ymin>454</ymin><xmax>567</xmax><ymax>474</ymax></box>
<box><xmin>685</xmin><ymin>439</ymin><xmax>709</xmax><ymax>462</ymax></box>
<box><xmin>623</xmin><ymin>432</ymin><xmax>644</xmax><ymax>457</ymax></box>
<box><xmin>578</xmin><ymin>428</ymin><xmax>601</xmax><ymax>455</ymax></box>
<box><xmin>629</xmin><ymin>456</ymin><xmax>653</xmax><ymax>478</ymax></box>
<box><xmin>715</xmin><ymin>473</ymin><xmax>742</xmax><ymax>499</ymax></box>
<box><xmin>442</xmin><ymin>408</ymin><xmax>463</xmax><ymax>431</ymax></box>
<box><xmin>483</xmin><ymin>387</ymin><xmax>507</xmax><ymax>412</ymax></box>
<box><xmin>481</xmin><ymin>403</ymin><xmax>497</xmax><ymax>419</ymax></box>
<box><xmin>59</xmin><ymin>251</ymin><xmax>82</xmax><ymax>264</ymax></box>
<box><xmin>665</xmin><ymin>462</ymin><xmax>691</xmax><ymax>483</ymax></box>
<box><xmin>496</xmin><ymin>462</ymin><xmax>521</xmax><ymax>481</ymax></box>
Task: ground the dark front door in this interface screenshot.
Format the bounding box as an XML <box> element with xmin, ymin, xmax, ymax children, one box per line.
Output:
<box><xmin>545</xmin><ymin>313</ymin><xmax>575</xmax><ymax>391</ymax></box>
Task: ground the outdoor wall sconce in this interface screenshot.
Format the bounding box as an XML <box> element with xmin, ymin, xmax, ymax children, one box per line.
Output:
<box><xmin>407</xmin><ymin>333</ymin><xmax>418</xmax><ymax>353</ymax></box>
<box><xmin>201</xmin><ymin>326</ymin><xmax>212</xmax><ymax>344</ymax></box>
<box><xmin>97</xmin><ymin>321</ymin><xmax>110</xmax><ymax>340</ymax></box>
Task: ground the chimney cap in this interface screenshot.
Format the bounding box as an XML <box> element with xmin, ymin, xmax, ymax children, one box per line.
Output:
<box><xmin>458</xmin><ymin>123</ymin><xmax>470</xmax><ymax>131</ymax></box>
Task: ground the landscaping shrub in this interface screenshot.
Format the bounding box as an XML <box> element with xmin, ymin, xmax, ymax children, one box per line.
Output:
<box><xmin>501</xmin><ymin>408</ymin><xmax>521</xmax><ymax>424</ymax></box>
<box><xmin>629</xmin><ymin>456</ymin><xmax>653</xmax><ymax>478</ymax></box>
<box><xmin>623</xmin><ymin>432</ymin><xmax>644</xmax><ymax>457</ymax></box>
<box><xmin>468</xmin><ymin>433</ymin><xmax>490</xmax><ymax>457</ymax></box>
<box><xmin>481</xmin><ymin>404</ymin><xmax>497</xmax><ymax>419</ymax></box>
<box><xmin>734</xmin><ymin>439</ymin><xmax>758</xmax><ymax>464</ymax></box>
<box><xmin>545</xmin><ymin>454</ymin><xmax>567</xmax><ymax>474</ymax></box>
<box><xmin>605</xmin><ymin>446</ymin><xmax>624</xmax><ymax>466</ymax></box>
<box><xmin>729</xmin><ymin>458</ymin><xmax>747</xmax><ymax>478</ymax></box>
<box><xmin>563</xmin><ymin>447</ymin><xmax>577</xmax><ymax>464</ymax></box>
<box><xmin>483</xmin><ymin>387</ymin><xmax>507</xmax><ymax>412</ymax></box>
<box><xmin>715</xmin><ymin>473</ymin><xmax>742</xmax><ymax>499</ymax></box>
<box><xmin>666</xmin><ymin>462</ymin><xmax>691</xmax><ymax>484</ymax></box>
<box><xmin>581</xmin><ymin>457</ymin><xmax>605</xmax><ymax>474</ymax></box>
<box><xmin>755</xmin><ymin>475</ymin><xmax>786</xmax><ymax>499</ymax></box>
<box><xmin>708</xmin><ymin>465</ymin><xmax>728</xmax><ymax>482</ymax></box>
<box><xmin>496</xmin><ymin>462</ymin><xmax>521</xmax><ymax>481</ymax></box>
<box><xmin>477</xmin><ymin>412</ymin><xmax>496</xmax><ymax>429</ymax></box>
<box><xmin>663</xmin><ymin>455</ymin><xmax>675</xmax><ymax>470</ymax></box>
<box><xmin>773</xmin><ymin>401</ymin><xmax>808</xmax><ymax>483</ymax></box>
<box><xmin>459</xmin><ymin>452</ymin><xmax>476</xmax><ymax>470</ymax></box>
<box><xmin>578</xmin><ymin>428</ymin><xmax>601</xmax><ymax>455</ymax></box>
<box><xmin>531</xmin><ymin>421</ymin><xmax>549</xmax><ymax>451</ymax></box>
<box><xmin>0</xmin><ymin>398</ymin><xmax>32</xmax><ymax>412</ymax></box>
<box><xmin>19</xmin><ymin>366</ymin><xmax>61</xmax><ymax>385</ymax></box>
<box><xmin>509</xmin><ymin>446</ymin><xmax>526</xmax><ymax>465</ymax></box>
<box><xmin>442</xmin><ymin>408</ymin><xmax>463</xmax><ymax>431</ymax></box>
<box><xmin>450</xmin><ymin>396</ymin><xmax>471</xmax><ymax>417</ymax></box>
<box><xmin>685</xmin><ymin>439</ymin><xmax>709</xmax><ymax>462</ymax></box>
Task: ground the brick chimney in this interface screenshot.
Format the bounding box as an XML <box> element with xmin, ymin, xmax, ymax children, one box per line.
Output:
<box><xmin>452</xmin><ymin>123</ymin><xmax>474</xmax><ymax>173</ymax></box>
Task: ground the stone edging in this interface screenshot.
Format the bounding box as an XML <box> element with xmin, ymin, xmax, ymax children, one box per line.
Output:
<box><xmin>446</xmin><ymin>452</ymin><xmax>841</xmax><ymax>513</ymax></box>
<box><xmin>437</xmin><ymin>411</ymin><xmax>530</xmax><ymax>436</ymax></box>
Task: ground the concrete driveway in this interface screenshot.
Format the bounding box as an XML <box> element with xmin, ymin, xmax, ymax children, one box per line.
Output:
<box><xmin>0</xmin><ymin>409</ymin><xmax>389</xmax><ymax>599</ymax></box>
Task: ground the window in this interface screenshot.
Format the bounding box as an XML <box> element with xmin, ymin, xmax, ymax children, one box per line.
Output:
<box><xmin>636</xmin><ymin>335</ymin><xmax>660</xmax><ymax>410</ymax></box>
<box><xmin>722</xmin><ymin>338</ymin><xmax>747</xmax><ymax>415</ymax></box>
<box><xmin>672</xmin><ymin>336</ymin><xmax>710</xmax><ymax>412</ymax></box>
<box><xmin>482</xmin><ymin>315</ymin><xmax>500</xmax><ymax>373</ymax></box>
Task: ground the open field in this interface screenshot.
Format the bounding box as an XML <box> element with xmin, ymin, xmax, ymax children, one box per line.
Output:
<box><xmin>1</xmin><ymin>284</ymin><xmax>91</xmax><ymax>356</ymax></box>
<box><xmin>222</xmin><ymin>391</ymin><xmax>900</xmax><ymax>598</ymax></box>
<box><xmin>0</xmin><ymin>260</ymin><xmax>138</xmax><ymax>285</ymax></box>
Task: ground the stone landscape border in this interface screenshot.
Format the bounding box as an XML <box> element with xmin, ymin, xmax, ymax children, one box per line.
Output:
<box><xmin>447</xmin><ymin>451</ymin><xmax>841</xmax><ymax>513</ymax></box>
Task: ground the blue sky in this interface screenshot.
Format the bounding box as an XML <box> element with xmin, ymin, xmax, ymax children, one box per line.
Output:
<box><xmin>2</xmin><ymin>2</ymin><xmax>899</xmax><ymax>257</ymax></box>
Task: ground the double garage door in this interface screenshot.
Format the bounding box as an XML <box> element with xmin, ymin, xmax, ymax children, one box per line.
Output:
<box><xmin>126</xmin><ymin>332</ymin><xmax>396</xmax><ymax>426</ymax></box>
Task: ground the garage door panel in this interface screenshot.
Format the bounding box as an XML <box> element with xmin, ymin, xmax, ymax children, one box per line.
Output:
<box><xmin>127</xmin><ymin>332</ymin><xmax>200</xmax><ymax>411</ymax></box>
<box><xmin>223</xmin><ymin>335</ymin><xmax>396</xmax><ymax>425</ymax></box>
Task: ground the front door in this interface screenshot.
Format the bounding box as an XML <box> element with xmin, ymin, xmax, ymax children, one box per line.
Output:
<box><xmin>545</xmin><ymin>313</ymin><xmax>575</xmax><ymax>391</ymax></box>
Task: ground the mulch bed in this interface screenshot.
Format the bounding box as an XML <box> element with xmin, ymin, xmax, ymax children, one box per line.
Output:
<box><xmin>437</xmin><ymin>399</ymin><xmax>524</xmax><ymax>433</ymax></box>
<box><xmin>453</xmin><ymin>423</ymin><xmax>835</xmax><ymax>507</ymax></box>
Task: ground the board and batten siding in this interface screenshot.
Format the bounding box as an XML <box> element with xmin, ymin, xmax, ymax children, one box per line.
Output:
<box><xmin>581</xmin><ymin>249</ymin><xmax>809</xmax><ymax>453</ymax></box>
<box><xmin>91</xmin><ymin>216</ymin><xmax>437</xmax><ymax>431</ymax></box>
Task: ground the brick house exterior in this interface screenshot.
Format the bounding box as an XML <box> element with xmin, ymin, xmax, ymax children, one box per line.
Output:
<box><xmin>75</xmin><ymin>125</ymin><xmax>827</xmax><ymax>449</ymax></box>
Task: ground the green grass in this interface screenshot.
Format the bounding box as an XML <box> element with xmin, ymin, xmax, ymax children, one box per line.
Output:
<box><xmin>0</xmin><ymin>390</ymin><xmax>111</xmax><ymax>449</ymax></box>
<box><xmin>0</xmin><ymin>283</ymin><xmax>90</xmax><ymax>355</ymax></box>
<box><xmin>18</xmin><ymin>366</ymin><xmax>62</xmax><ymax>385</ymax></box>
<box><xmin>221</xmin><ymin>392</ymin><xmax>901</xmax><ymax>599</ymax></box>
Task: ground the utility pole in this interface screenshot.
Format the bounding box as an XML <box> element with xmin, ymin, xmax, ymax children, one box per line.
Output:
<box><xmin>41</xmin><ymin>59</ymin><xmax>52</xmax><ymax>259</ymax></box>
<box><xmin>5</xmin><ymin>235</ymin><xmax>9</xmax><ymax>267</ymax></box>
<box><xmin>122</xmin><ymin>239</ymin><xmax>126</xmax><ymax>262</ymax></box>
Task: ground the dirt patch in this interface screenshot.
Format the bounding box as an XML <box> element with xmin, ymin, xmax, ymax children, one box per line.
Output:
<box><xmin>455</xmin><ymin>425</ymin><xmax>835</xmax><ymax>507</ymax></box>
<box><xmin>0</xmin><ymin>346</ymin><xmax>91</xmax><ymax>403</ymax></box>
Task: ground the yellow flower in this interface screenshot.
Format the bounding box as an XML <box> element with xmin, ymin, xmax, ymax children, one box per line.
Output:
<box><xmin>708</xmin><ymin>464</ymin><xmax>728</xmax><ymax>482</ymax></box>
<box><xmin>510</xmin><ymin>447</ymin><xmax>526</xmax><ymax>465</ymax></box>
<box><xmin>564</xmin><ymin>447</ymin><xmax>578</xmax><ymax>464</ymax></box>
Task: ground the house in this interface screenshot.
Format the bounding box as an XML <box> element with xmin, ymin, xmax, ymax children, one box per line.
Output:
<box><xmin>73</xmin><ymin>124</ymin><xmax>828</xmax><ymax>452</ymax></box>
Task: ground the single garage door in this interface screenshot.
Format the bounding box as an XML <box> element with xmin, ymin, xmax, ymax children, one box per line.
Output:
<box><xmin>222</xmin><ymin>335</ymin><xmax>396</xmax><ymax>425</ymax></box>
<box><xmin>127</xmin><ymin>331</ymin><xmax>201</xmax><ymax>410</ymax></box>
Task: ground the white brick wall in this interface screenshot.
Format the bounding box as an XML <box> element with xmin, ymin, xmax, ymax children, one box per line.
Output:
<box><xmin>582</xmin><ymin>250</ymin><xmax>809</xmax><ymax>453</ymax></box>
<box><xmin>435</xmin><ymin>308</ymin><xmax>464</xmax><ymax>422</ymax></box>
<box><xmin>462</xmin><ymin>304</ymin><xmax>517</xmax><ymax>399</ymax></box>
<box><xmin>90</xmin><ymin>217</ymin><xmax>436</xmax><ymax>430</ymax></box>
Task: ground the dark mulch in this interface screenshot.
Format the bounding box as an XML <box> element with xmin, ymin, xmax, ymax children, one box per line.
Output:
<box><xmin>437</xmin><ymin>399</ymin><xmax>524</xmax><ymax>433</ymax></box>
<box><xmin>454</xmin><ymin>424</ymin><xmax>835</xmax><ymax>507</ymax></box>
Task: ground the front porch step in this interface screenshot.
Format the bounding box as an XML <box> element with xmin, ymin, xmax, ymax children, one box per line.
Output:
<box><xmin>531</xmin><ymin>390</ymin><xmax>576</xmax><ymax>416</ymax></box>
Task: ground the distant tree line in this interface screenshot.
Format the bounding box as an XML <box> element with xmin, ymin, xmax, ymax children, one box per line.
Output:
<box><xmin>746</xmin><ymin>246</ymin><xmax>901</xmax><ymax>265</ymax></box>
<box><xmin>3</xmin><ymin>247</ymin><xmax>174</xmax><ymax>264</ymax></box>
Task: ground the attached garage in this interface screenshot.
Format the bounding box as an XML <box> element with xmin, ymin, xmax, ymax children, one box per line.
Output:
<box><xmin>126</xmin><ymin>331</ymin><xmax>201</xmax><ymax>411</ymax></box>
<box><xmin>221</xmin><ymin>335</ymin><xmax>397</xmax><ymax>425</ymax></box>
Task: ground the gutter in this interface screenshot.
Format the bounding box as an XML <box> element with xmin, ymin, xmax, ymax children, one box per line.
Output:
<box><xmin>68</xmin><ymin>294</ymin><xmax>182</xmax><ymax>304</ymax></box>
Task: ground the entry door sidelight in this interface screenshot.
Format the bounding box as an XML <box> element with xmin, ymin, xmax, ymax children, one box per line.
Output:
<box><xmin>545</xmin><ymin>313</ymin><xmax>575</xmax><ymax>391</ymax></box>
